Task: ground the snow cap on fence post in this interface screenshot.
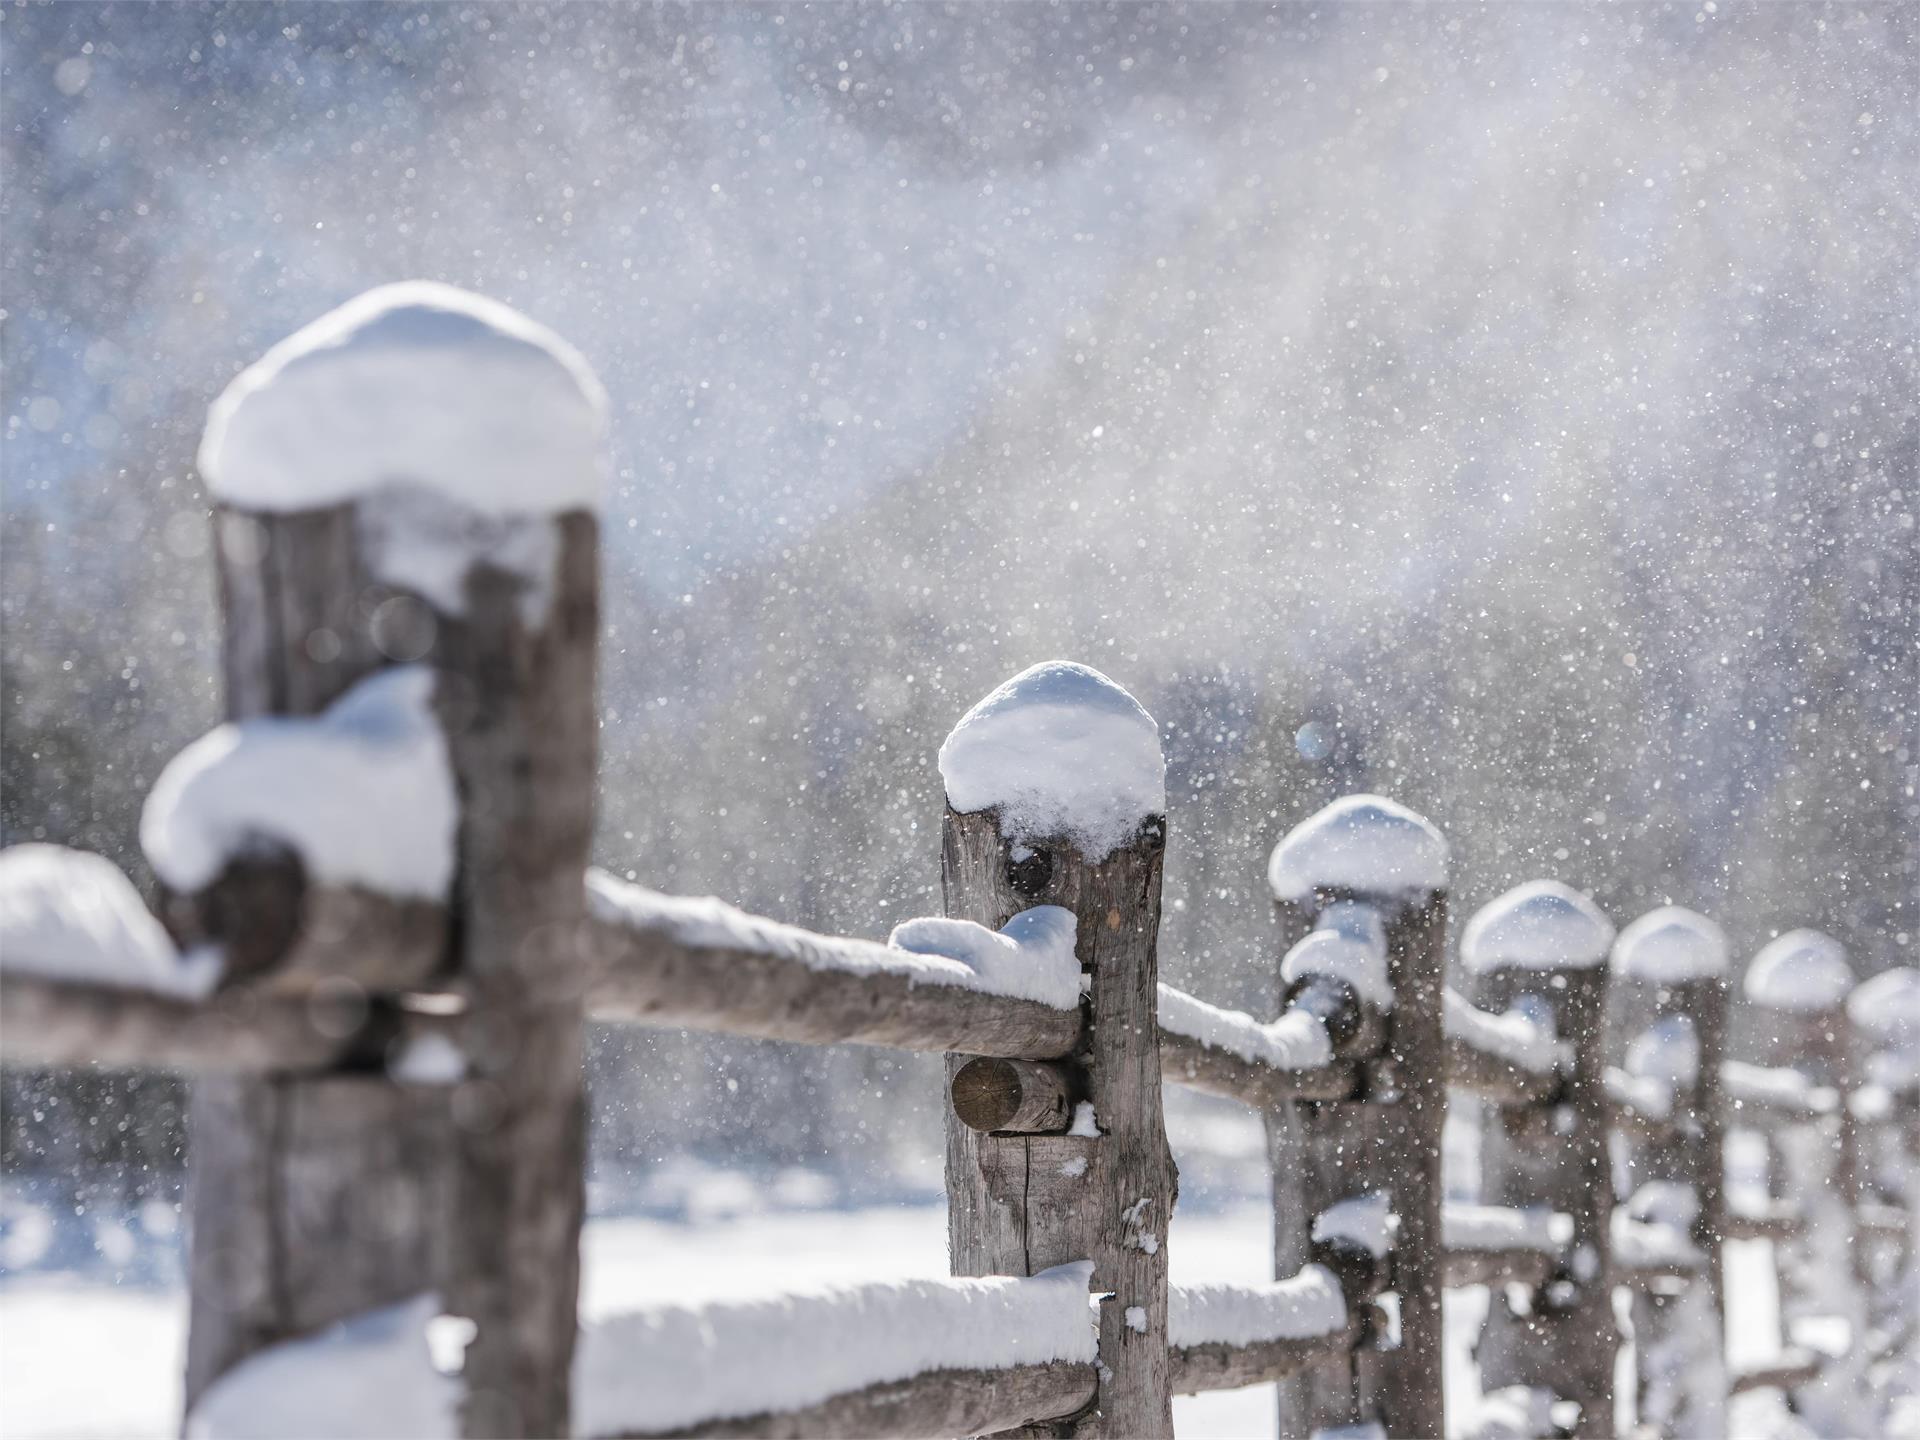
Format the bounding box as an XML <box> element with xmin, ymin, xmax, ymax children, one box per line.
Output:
<box><xmin>1460</xmin><ymin>880</ymin><xmax>1616</xmax><ymax>975</ymax></box>
<box><xmin>1266</xmin><ymin>793</ymin><xmax>1449</xmax><ymax>912</ymax></box>
<box><xmin>939</xmin><ymin>661</ymin><xmax>1176</xmax><ymax>1438</ymax></box>
<box><xmin>201</xmin><ymin>280</ymin><xmax>607</xmax><ymax>516</ymax></box>
<box><xmin>1744</xmin><ymin>929</ymin><xmax>1853</xmax><ymax>1013</ymax></box>
<box><xmin>1611</xmin><ymin>906</ymin><xmax>1728</xmax><ymax>986</ymax></box>
<box><xmin>937</xmin><ymin>660</ymin><xmax>1165</xmax><ymax>862</ymax></box>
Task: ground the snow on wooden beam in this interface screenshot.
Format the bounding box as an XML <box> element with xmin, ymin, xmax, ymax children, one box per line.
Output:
<box><xmin>1440</xmin><ymin>1203</ymin><xmax>1569</xmax><ymax>1289</ymax></box>
<box><xmin>1157</xmin><ymin>983</ymin><xmax>1360</xmax><ymax>1106</ymax></box>
<box><xmin>574</xmin><ymin>1264</ymin><xmax>1099</xmax><ymax>1439</ymax></box>
<box><xmin>610</xmin><ymin>1362</ymin><xmax>1099</xmax><ymax>1440</ymax></box>
<box><xmin>0</xmin><ymin>971</ymin><xmax>357</xmax><ymax>1072</ymax></box>
<box><xmin>1722</xmin><ymin>1059</ymin><xmax>1840</xmax><ymax>1121</ymax></box>
<box><xmin>1727</xmin><ymin>1350</ymin><xmax>1823</xmax><ymax>1396</ymax></box>
<box><xmin>1722</xmin><ymin>1198</ymin><xmax>1805</xmax><ymax>1244</ymax></box>
<box><xmin>1167</xmin><ymin>1267</ymin><xmax>1356</xmax><ymax>1394</ymax></box>
<box><xmin>1444</xmin><ymin>989</ymin><xmax>1566</xmax><ymax>1105</ymax></box>
<box><xmin>582</xmin><ymin>872</ymin><xmax>1084</xmax><ymax>1060</ymax></box>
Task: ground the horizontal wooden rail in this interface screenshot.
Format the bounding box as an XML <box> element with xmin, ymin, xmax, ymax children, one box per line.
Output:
<box><xmin>0</xmin><ymin>971</ymin><xmax>450</xmax><ymax>1073</ymax></box>
<box><xmin>1440</xmin><ymin>1203</ymin><xmax>1566</xmax><ymax>1288</ymax></box>
<box><xmin>1728</xmin><ymin>1349</ymin><xmax>1823</xmax><ymax>1396</ymax></box>
<box><xmin>1723</xmin><ymin>1198</ymin><xmax>1805</xmax><ymax>1244</ymax></box>
<box><xmin>1443</xmin><ymin>990</ymin><xmax>1566</xmax><ymax>1105</ymax></box>
<box><xmin>583</xmin><ymin>872</ymin><xmax>1083</xmax><ymax>1061</ymax></box>
<box><xmin>572</xmin><ymin>1266</ymin><xmax>1356</xmax><ymax>1439</ymax></box>
<box><xmin>1722</xmin><ymin>1060</ymin><xmax>1840</xmax><ymax>1121</ymax></box>
<box><xmin>609</xmin><ymin>1362</ymin><xmax>1097</xmax><ymax>1440</ymax></box>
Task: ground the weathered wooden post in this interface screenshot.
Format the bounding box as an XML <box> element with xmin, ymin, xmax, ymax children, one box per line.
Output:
<box><xmin>158</xmin><ymin>283</ymin><xmax>605</xmax><ymax>1436</ymax></box>
<box><xmin>1465</xmin><ymin>881</ymin><xmax>1617</xmax><ymax>1439</ymax></box>
<box><xmin>1611</xmin><ymin>906</ymin><xmax>1731</xmax><ymax>1439</ymax></box>
<box><xmin>1265</xmin><ymin>795</ymin><xmax>1450</xmax><ymax>1440</ymax></box>
<box><xmin>1844</xmin><ymin>967</ymin><xmax>1920</xmax><ymax>1356</ymax></box>
<box><xmin>1742</xmin><ymin>929</ymin><xmax>1865</xmax><ymax>1435</ymax></box>
<box><xmin>937</xmin><ymin>661</ymin><xmax>1176</xmax><ymax>1437</ymax></box>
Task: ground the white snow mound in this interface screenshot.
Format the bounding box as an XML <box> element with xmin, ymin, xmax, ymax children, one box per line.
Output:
<box><xmin>938</xmin><ymin>661</ymin><xmax>1164</xmax><ymax>861</ymax></box>
<box><xmin>141</xmin><ymin>666</ymin><xmax>456</xmax><ymax>899</ymax></box>
<box><xmin>575</xmin><ymin>1263</ymin><xmax>1094</xmax><ymax>1436</ymax></box>
<box><xmin>1845</xmin><ymin>966</ymin><xmax>1919</xmax><ymax>1041</ymax></box>
<box><xmin>1168</xmin><ymin>1266</ymin><xmax>1347</xmax><ymax>1348</ymax></box>
<box><xmin>1282</xmin><ymin>901</ymin><xmax>1392</xmax><ymax>1009</ymax></box>
<box><xmin>186</xmin><ymin>1294</ymin><xmax>459</xmax><ymax>1440</ymax></box>
<box><xmin>200</xmin><ymin>281</ymin><xmax>607</xmax><ymax>515</ymax></box>
<box><xmin>1461</xmin><ymin>879</ymin><xmax>1614</xmax><ymax>973</ymax></box>
<box><xmin>1613</xmin><ymin>905</ymin><xmax>1729</xmax><ymax>983</ymax></box>
<box><xmin>0</xmin><ymin>844</ymin><xmax>219</xmax><ymax>997</ymax></box>
<box><xmin>1744</xmin><ymin>929</ymin><xmax>1852</xmax><ymax>1012</ymax></box>
<box><xmin>1626</xmin><ymin>1014</ymin><xmax>1700</xmax><ymax>1090</ymax></box>
<box><xmin>1267</xmin><ymin>794</ymin><xmax>1448</xmax><ymax>905</ymax></box>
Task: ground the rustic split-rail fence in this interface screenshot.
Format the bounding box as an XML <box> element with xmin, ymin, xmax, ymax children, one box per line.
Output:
<box><xmin>1</xmin><ymin>285</ymin><xmax>1914</xmax><ymax>1440</ymax></box>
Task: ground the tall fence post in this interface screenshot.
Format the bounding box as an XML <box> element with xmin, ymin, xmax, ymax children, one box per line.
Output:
<box><xmin>1741</xmin><ymin>929</ymin><xmax>1864</xmax><ymax>1435</ymax></box>
<box><xmin>1465</xmin><ymin>881</ymin><xmax>1617</xmax><ymax>1439</ymax></box>
<box><xmin>1611</xmin><ymin>906</ymin><xmax>1731</xmax><ymax>1440</ymax></box>
<box><xmin>1265</xmin><ymin>795</ymin><xmax>1450</xmax><ymax>1440</ymax></box>
<box><xmin>938</xmin><ymin>662</ymin><xmax>1176</xmax><ymax>1438</ymax></box>
<box><xmin>176</xmin><ymin>283</ymin><xmax>605</xmax><ymax>1437</ymax></box>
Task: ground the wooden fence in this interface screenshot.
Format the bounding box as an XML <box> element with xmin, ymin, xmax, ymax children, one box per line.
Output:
<box><xmin>1</xmin><ymin>284</ymin><xmax>1914</xmax><ymax>1440</ymax></box>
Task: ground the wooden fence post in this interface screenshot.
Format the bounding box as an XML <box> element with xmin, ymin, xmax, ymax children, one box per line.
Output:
<box><xmin>1845</xmin><ymin>967</ymin><xmax>1920</xmax><ymax>1361</ymax></box>
<box><xmin>176</xmin><ymin>283</ymin><xmax>605</xmax><ymax>1437</ymax></box>
<box><xmin>1610</xmin><ymin>906</ymin><xmax>1731</xmax><ymax>1439</ymax></box>
<box><xmin>938</xmin><ymin>662</ymin><xmax>1176</xmax><ymax>1438</ymax></box>
<box><xmin>1465</xmin><ymin>881</ymin><xmax>1617</xmax><ymax>1440</ymax></box>
<box><xmin>1265</xmin><ymin>795</ymin><xmax>1451</xmax><ymax>1440</ymax></box>
<box><xmin>1741</xmin><ymin>930</ymin><xmax>1864</xmax><ymax>1435</ymax></box>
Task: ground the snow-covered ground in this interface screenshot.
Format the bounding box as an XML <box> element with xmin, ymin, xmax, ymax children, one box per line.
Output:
<box><xmin>0</xmin><ymin>1189</ymin><xmax>1798</xmax><ymax>1439</ymax></box>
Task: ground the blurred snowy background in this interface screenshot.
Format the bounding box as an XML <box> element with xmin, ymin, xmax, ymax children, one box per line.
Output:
<box><xmin>1</xmin><ymin>6</ymin><xmax>1914</xmax><ymax>1430</ymax></box>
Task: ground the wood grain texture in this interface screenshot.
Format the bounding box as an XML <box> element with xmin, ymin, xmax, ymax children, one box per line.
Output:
<box><xmin>951</xmin><ymin>1057</ymin><xmax>1076</xmax><ymax>1134</ymax></box>
<box><xmin>1272</xmin><ymin>892</ymin><xmax>1450</xmax><ymax>1440</ymax></box>
<box><xmin>942</xmin><ymin>805</ymin><xmax>1176</xmax><ymax>1439</ymax></box>
<box><xmin>584</xmin><ymin>918</ymin><xmax>1081</xmax><ymax>1060</ymax></box>
<box><xmin>1474</xmin><ymin>965</ymin><xmax>1615</xmax><ymax>1440</ymax></box>
<box><xmin>435</xmin><ymin>515</ymin><xmax>597</xmax><ymax>1439</ymax></box>
<box><xmin>185</xmin><ymin>503</ymin><xmax>450</xmax><ymax>1417</ymax></box>
<box><xmin>609</xmin><ymin>1361</ymin><xmax>1099</xmax><ymax>1440</ymax></box>
<box><xmin>1169</xmin><ymin>1325</ymin><xmax>1359</xmax><ymax>1394</ymax></box>
<box><xmin>1158</xmin><ymin>1025</ymin><xmax>1360</xmax><ymax>1106</ymax></box>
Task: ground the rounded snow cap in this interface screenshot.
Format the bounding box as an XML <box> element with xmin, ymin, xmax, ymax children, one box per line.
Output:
<box><xmin>1612</xmin><ymin>906</ymin><xmax>1729</xmax><ymax>984</ymax></box>
<box><xmin>1845</xmin><ymin>966</ymin><xmax>1919</xmax><ymax>1042</ymax></box>
<box><xmin>1461</xmin><ymin>880</ymin><xmax>1614</xmax><ymax>974</ymax></box>
<box><xmin>200</xmin><ymin>281</ymin><xmax>608</xmax><ymax>515</ymax></box>
<box><xmin>937</xmin><ymin>661</ymin><xmax>1165</xmax><ymax>862</ymax></box>
<box><xmin>1267</xmin><ymin>794</ymin><xmax>1449</xmax><ymax>905</ymax></box>
<box><xmin>1744</xmin><ymin>929</ymin><xmax>1852</xmax><ymax>1012</ymax></box>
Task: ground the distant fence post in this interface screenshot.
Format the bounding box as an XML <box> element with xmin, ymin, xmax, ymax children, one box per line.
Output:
<box><xmin>1845</xmin><ymin>968</ymin><xmax>1920</xmax><ymax>1361</ymax></box>
<box><xmin>939</xmin><ymin>663</ymin><xmax>1176</xmax><ymax>1438</ymax></box>
<box><xmin>1266</xmin><ymin>796</ymin><xmax>1450</xmax><ymax>1440</ymax></box>
<box><xmin>1611</xmin><ymin>907</ymin><xmax>1731</xmax><ymax>1439</ymax></box>
<box><xmin>176</xmin><ymin>284</ymin><xmax>605</xmax><ymax>1437</ymax></box>
<box><xmin>1742</xmin><ymin>930</ymin><xmax>1864</xmax><ymax>1435</ymax></box>
<box><xmin>1466</xmin><ymin>882</ymin><xmax>1617</xmax><ymax>1439</ymax></box>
